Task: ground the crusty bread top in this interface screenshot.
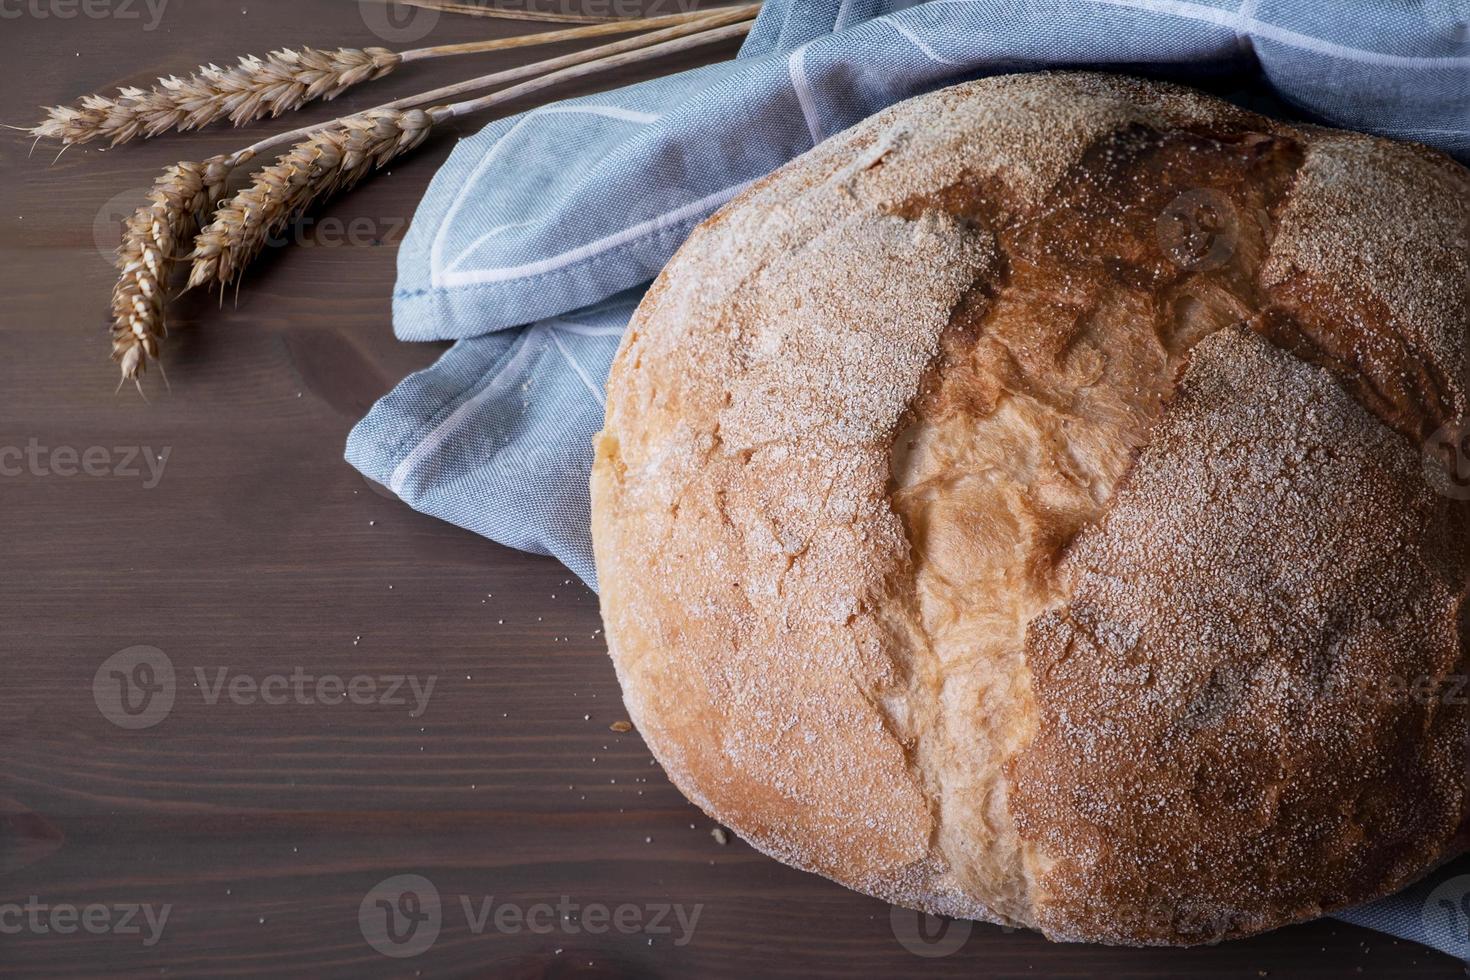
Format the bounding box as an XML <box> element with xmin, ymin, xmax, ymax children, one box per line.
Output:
<box><xmin>590</xmin><ymin>72</ymin><xmax>1470</xmax><ymax>946</ymax></box>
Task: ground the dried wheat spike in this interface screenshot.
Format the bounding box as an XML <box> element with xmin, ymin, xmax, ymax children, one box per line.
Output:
<box><xmin>188</xmin><ymin>108</ymin><xmax>439</xmax><ymax>290</ymax></box>
<box><xmin>33</xmin><ymin>47</ymin><xmax>401</xmax><ymax>148</ymax></box>
<box><xmin>111</xmin><ymin>153</ymin><xmax>247</xmax><ymax>383</ymax></box>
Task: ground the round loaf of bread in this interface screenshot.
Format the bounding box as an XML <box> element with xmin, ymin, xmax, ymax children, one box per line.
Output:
<box><xmin>590</xmin><ymin>72</ymin><xmax>1470</xmax><ymax>946</ymax></box>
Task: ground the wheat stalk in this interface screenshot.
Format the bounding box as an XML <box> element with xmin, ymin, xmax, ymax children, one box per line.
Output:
<box><xmin>373</xmin><ymin>0</ymin><xmax>628</xmax><ymax>23</ymax></box>
<box><xmin>110</xmin><ymin>9</ymin><xmax>757</xmax><ymax>383</ymax></box>
<box><xmin>395</xmin><ymin>5</ymin><xmax>758</xmax><ymax>61</ymax></box>
<box><xmin>28</xmin><ymin>7</ymin><xmax>755</xmax><ymax>149</ymax></box>
<box><xmin>33</xmin><ymin>47</ymin><xmax>400</xmax><ymax>148</ymax></box>
<box><xmin>434</xmin><ymin>17</ymin><xmax>752</xmax><ymax>118</ymax></box>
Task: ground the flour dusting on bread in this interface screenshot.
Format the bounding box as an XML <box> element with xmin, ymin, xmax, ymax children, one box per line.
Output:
<box><xmin>591</xmin><ymin>72</ymin><xmax>1470</xmax><ymax>945</ymax></box>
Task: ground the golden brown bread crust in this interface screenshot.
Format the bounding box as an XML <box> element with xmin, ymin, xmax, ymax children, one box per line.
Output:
<box><xmin>1011</xmin><ymin>326</ymin><xmax>1468</xmax><ymax>944</ymax></box>
<box><xmin>590</xmin><ymin>72</ymin><xmax>1470</xmax><ymax>946</ymax></box>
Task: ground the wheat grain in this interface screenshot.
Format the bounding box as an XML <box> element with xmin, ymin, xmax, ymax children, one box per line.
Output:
<box><xmin>32</xmin><ymin>47</ymin><xmax>400</xmax><ymax>148</ymax></box>
<box><xmin>184</xmin><ymin>12</ymin><xmax>758</xmax><ymax>294</ymax></box>
<box><xmin>105</xmin><ymin>9</ymin><xmax>756</xmax><ymax>385</ymax></box>
<box><xmin>187</xmin><ymin>108</ymin><xmax>441</xmax><ymax>291</ymax></box>
<box><xmin>184</xmin><ymin>10</ymin><xmax>755</xmax><ymax>292</ymax></box>
<box><xmin>111</xmin><ymin>153</ymin><xmax>249</xmax><ymax>384</ymax></box>
<box><xmin>29</xmin><ymin>6</ymin><xmax>758</xmax><ymax>148</ymax></box>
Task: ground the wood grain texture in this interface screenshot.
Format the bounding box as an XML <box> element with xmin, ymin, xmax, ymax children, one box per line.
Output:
<box><xmin>0</xmin><ymin>1</ymin><xmax>1463</xmax><ymax>976</ymax></box>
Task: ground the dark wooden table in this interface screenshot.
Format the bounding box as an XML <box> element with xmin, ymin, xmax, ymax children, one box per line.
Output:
<box><xmin>0</xmin><ymin>1</ymin><xmax>1464</xmax><ymax>976</ymax></box>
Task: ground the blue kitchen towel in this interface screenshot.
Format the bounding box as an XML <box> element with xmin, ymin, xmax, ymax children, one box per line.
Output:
<box><xmin>346</xmin><ymin>0</ymin><xmax>1470</xmax><ymax>959</ymax></box>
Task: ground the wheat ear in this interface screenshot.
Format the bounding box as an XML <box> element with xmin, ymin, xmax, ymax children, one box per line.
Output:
<box><xmin>113</xmin><ymin>10</ymin><xmax>755</xmax><ymax>383</ymax></box>
<box><xmin>33</xmin><ymin>48</ymin><xmax>400</xmax><ymax>148</ymax></box>
<box><xmin>110</xmin><ymin>153</ymin><xmax>250</xmax><ymax>387</ymax></box>
<box><xmin>186</xmin><ymin>9</ymin><xmax>756</xmax><ymax>292</ymax></box>
<box><xmin>28</xmin><ymin>7</ymin><xmax>756</xmax><ymax>149</ymax></box>
<box><xmin>187</xmin><ymin>108</ymin><xmax>442</xmax><ymax>292</ymax></box>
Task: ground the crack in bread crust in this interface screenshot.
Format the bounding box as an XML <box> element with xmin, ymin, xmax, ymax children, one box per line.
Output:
<box><xmin>590</xmin><ymin>72</ymin><xmax>1470</xmax><ymax>946</ymax></box>
<box><xmin>883</xmin><ymin>122</ymin><xmax>1305</xmax><ymax>927</ymax></box>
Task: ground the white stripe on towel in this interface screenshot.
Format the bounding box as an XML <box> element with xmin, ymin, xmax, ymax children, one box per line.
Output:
<box><xmin>431</xmin><ymin>105</ymin><xmax>661</xmax><ymax>286</ymax></box>
<box><xmin>435</xmin><ymin>182</ymin><xmax>750</xmax><ymax>288</ymax></box>
<box><xmin>1092</xmin><ymin>0</ymin><xmax>1470</xmax><ymax>67</ymax></box>
<box><xmin>388</xmin><ymin>324</ymin><xmax>546</xmax><ymax>495</ymax></box>
<box><xmin>549</xmin><ymin>327</ymin><xmax>606</xmax><ymax>407</ymax></box>
<box><xmin>789</xmin><ymin>44</ymin><xmax>824</xmax><ymax>143</ymax></box>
